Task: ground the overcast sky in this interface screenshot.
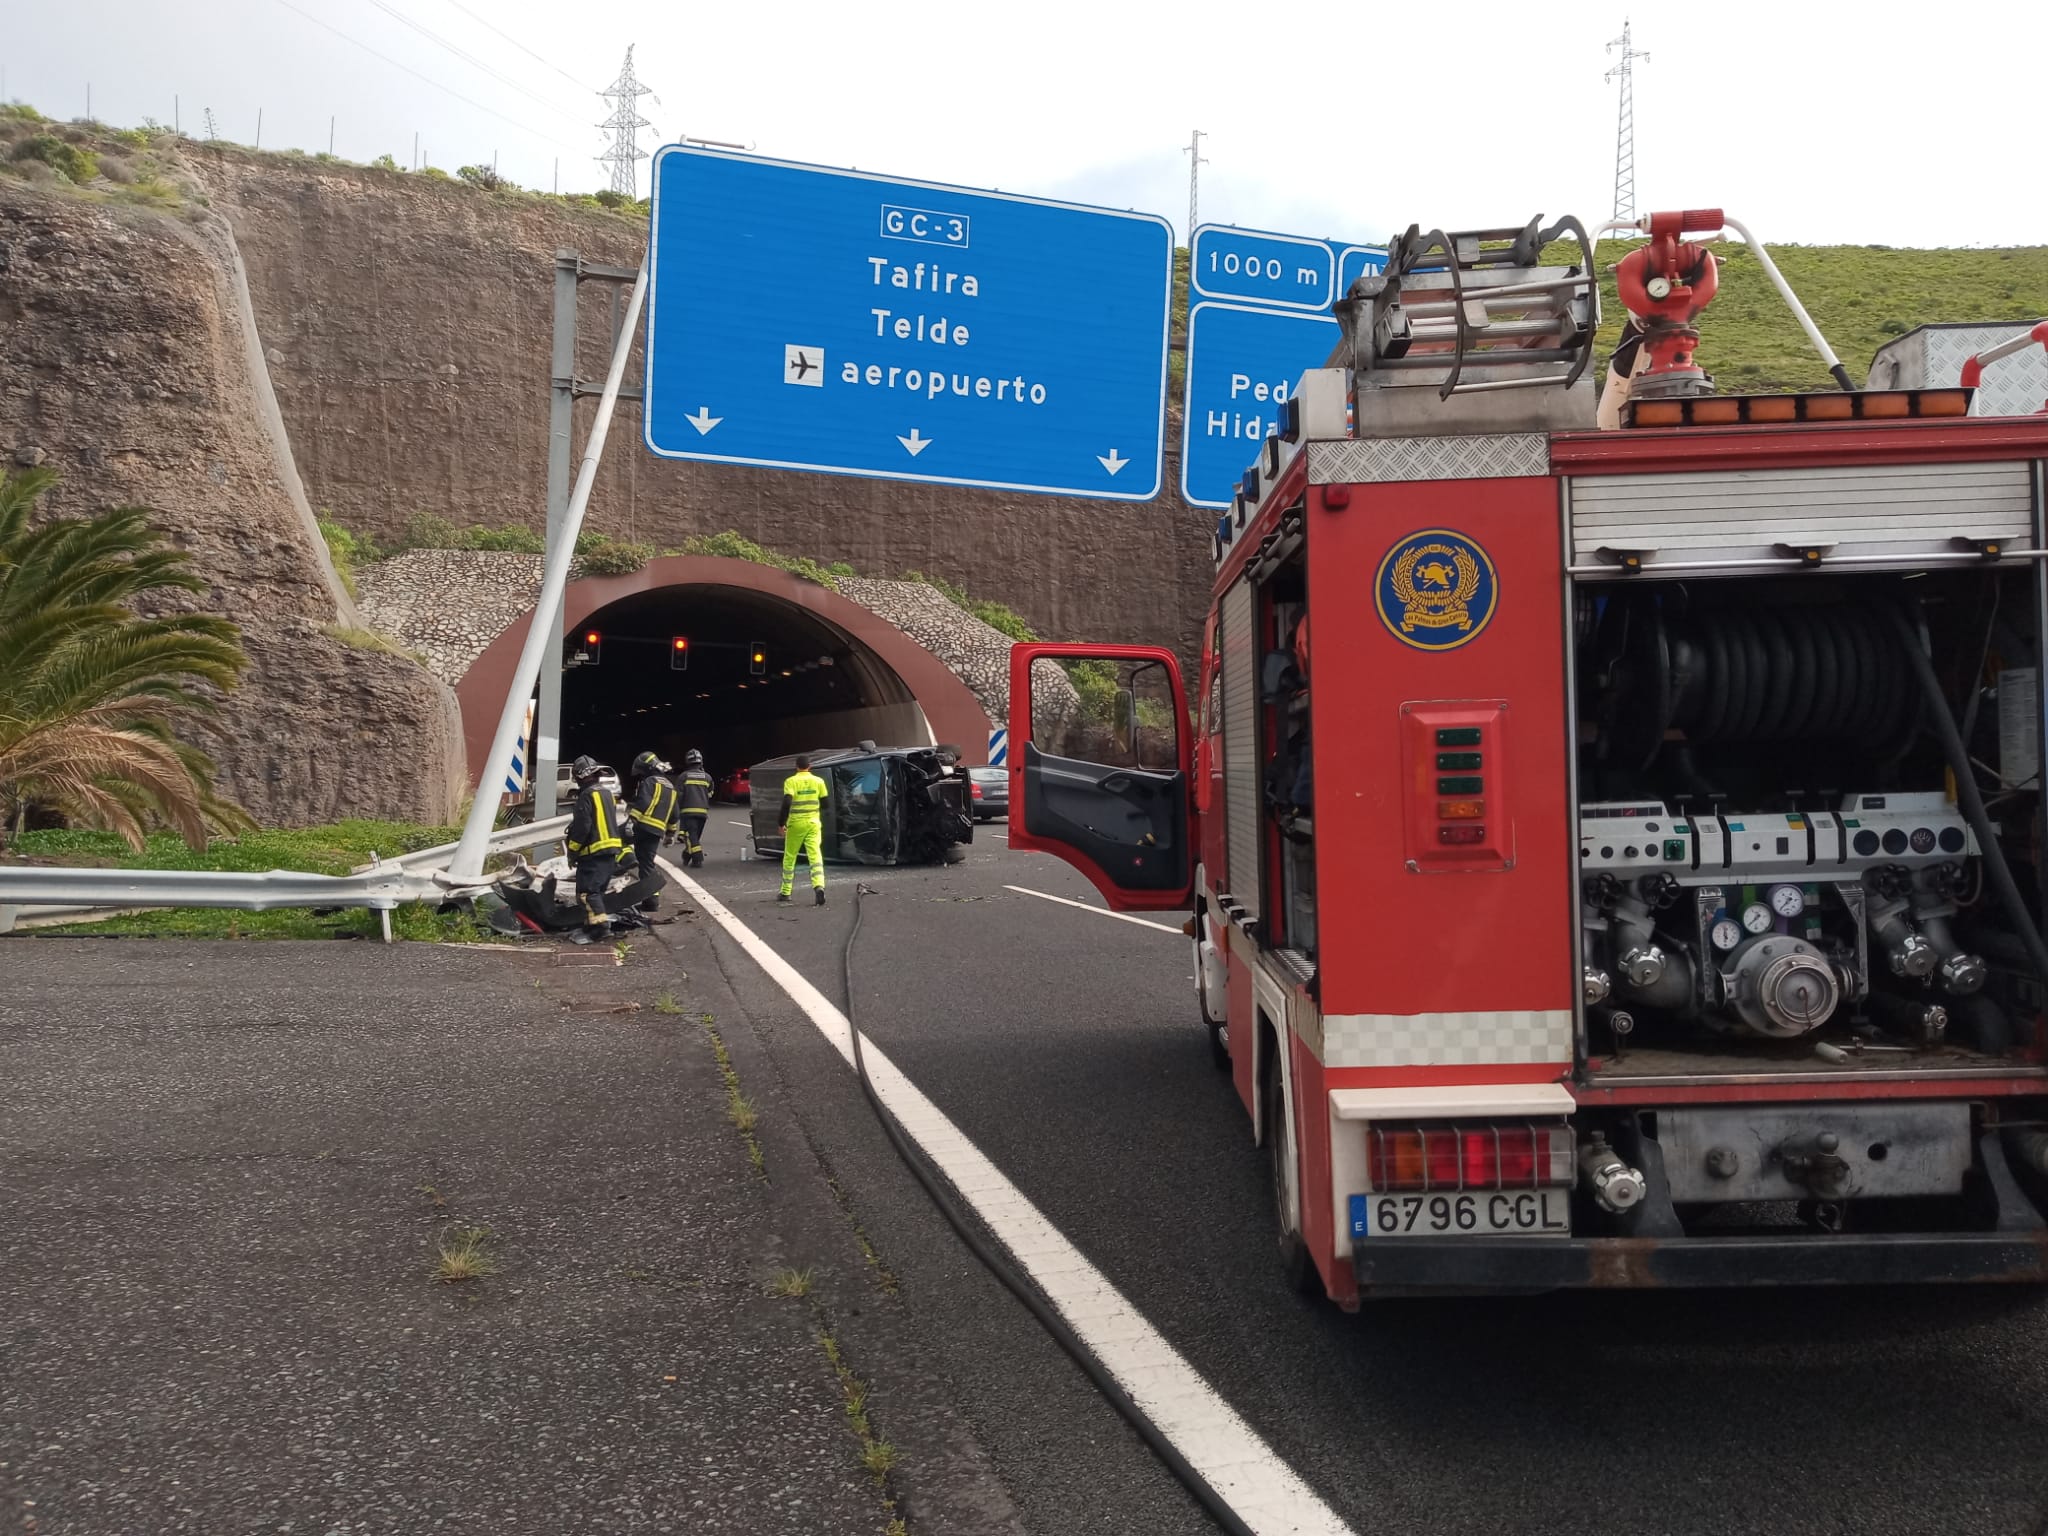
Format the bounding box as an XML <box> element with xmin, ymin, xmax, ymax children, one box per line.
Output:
<box><xmin>10</xmin><ymin>0</ymin><xmax>2046</xmax><ymax>247</ymax></box>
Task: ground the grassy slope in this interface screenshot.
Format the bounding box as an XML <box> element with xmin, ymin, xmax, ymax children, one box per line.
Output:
<box><xmin>8</xmin><ymin>823</ymin><xmax>487</xmax><ymax>940</ymax></box>
<box><xmin>1576</xmin><ymin>239</ymin><xmax>2048</xmax><ymax>392</ymax></box>
<box><xmin>1173</xmin><ymin>237</ymin><xmax>2045</xmax><ymax>400</ymax></box>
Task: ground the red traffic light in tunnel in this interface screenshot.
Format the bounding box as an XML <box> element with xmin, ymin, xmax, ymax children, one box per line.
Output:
<box><xmin>670</xmin><ymin>636</ymin><xmax>690</xmax><ymax>671</ymax></box>
<box><xmin>579</xmin><ymin>629</ymin><xmax>602</xmax><ymax>665</ymax></box>
<box><xmin>749</xmin><ymin>643</ymin><xmax>767</xmax><ymax>675</ymax></box>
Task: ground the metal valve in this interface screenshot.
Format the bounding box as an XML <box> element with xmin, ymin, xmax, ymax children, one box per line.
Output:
<box><xmin>1579</xmin><ymin>1135</ymin><xmax>1648</xmax><ymax>1213</ymax></box>
<box><xmin>1939</xmin><ymin>953</ymin><xmax>1987</xmax><ymax>995</ymax></box>
<box><xmin>1887</xmin><ymin>932</ymin><xmax>1938</xmax><ymax>979</ymax></box>
<box><xmin>1584</xmin><ymin>967</ymin><xmax>1613</xmax><ymax>1006</ymax></box>
<box><xmin>1619</xmin><ymin>944</ymin><xmax>1667</xmax><ymax>989</ymax></box>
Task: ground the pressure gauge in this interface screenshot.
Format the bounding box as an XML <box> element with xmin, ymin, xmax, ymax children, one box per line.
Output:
<box><xmin>1741</xmin><ymin>902</ymin><xmax>1774</xmax><ymax>935</ymax></box>
<box><xmin>1710</xmin><ymin>917</ymin><xmax>1743</xmax><ymax>952</ymax></box>
<box><xmin>1768</xmin><ymin>883</ymin><xmax>1805</xmax><ymax>918</ymax></box>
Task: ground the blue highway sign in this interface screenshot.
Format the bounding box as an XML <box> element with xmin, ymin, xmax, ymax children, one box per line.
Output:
<box><xmin>1180</xmin><ymin>228</ymin><xmax>1389</xmax><ymax>507</ymax></box>
<box><xmin>1190</xmin><ymin>225</ymin><xmax>1334</xmax><ymax>311</ymax></box>
<box><xmin>1181</xmin><ymin>303</ymin><xmax>1340</xmax><ymax>509</ymax></box>
<box><xmin>1337</xmin><ymin>243</ymin><xmax>1390</xmax><ymax>296</ymax></box>
<box><xmin>643</xmin><ymin>147</ymin><xmax>1173</xmax><ymax>500</ymax></box>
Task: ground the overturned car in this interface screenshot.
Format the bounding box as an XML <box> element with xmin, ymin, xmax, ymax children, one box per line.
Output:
<box><xmin>747</xmin><ymin>745</ymin><xmax>974</xmax><ymax>865</ymax></box>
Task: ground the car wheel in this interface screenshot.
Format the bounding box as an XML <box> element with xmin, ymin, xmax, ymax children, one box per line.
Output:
<box><xmin>1265</xmin><ymin>1057</ymin><xmax>1317</xmax><ymax>1295</ymax></box>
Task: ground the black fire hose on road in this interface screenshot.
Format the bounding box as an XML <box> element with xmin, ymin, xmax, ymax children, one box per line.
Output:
<box><xmin>1884</xmin><ymin>604</ymin><xmax>2048</xmax><ymax>986</ymax></box>
<box><xmin>839</xmin><ymin>883</ymin><xmax>1259</xmax><ymax>1536</ymax></box>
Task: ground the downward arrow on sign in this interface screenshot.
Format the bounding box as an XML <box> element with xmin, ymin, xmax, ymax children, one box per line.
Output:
<box><xmin>686</xmin><ymin>407</ymin><xmax>723</xmax><ymax>436</ymax></box>
<box><xmin>898</xmin><ymin>428</ymin><xmax>932</xmax><ymax>457</ymax></box>
<box><xmin>1098</xmin><ymin>448</ymin><xmax>1128</xmax><ymax>475</ymax></box>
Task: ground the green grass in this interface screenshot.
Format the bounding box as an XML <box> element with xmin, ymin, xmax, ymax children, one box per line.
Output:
<box><xmin>432</xmin><ymin>1225</ymin><xmax>497</xmax><ymax>1284</ymax></box>
<box><xmin>11</xmin><ymin>821</ymin><xmax>454</xmax><ymax>873</ymax></box>
<box><xmin>9</xmin><ymin>821</ymin><xmax>492</xmax><ymax>942</ymax></box>
<box><xmin>1557</xmin><ymin>238</ymin><xmax>2048</xmax><ymax>393</ymax></box>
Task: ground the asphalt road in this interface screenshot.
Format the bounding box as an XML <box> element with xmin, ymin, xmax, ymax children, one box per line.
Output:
<box><xmin>687</xmin><ymin>814</ymin><xmax>2048</xmax><ymax>1536</ymax></box>
<box><xmin>0</xmin><ymin>939</ymin><xmax>896</xmax><ymax>1536</ymax></box>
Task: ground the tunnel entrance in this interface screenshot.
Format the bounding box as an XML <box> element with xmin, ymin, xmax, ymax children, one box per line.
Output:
<box><xmin>562</xmin><ymin>582</ymin><xmax>927</xmax><ymax>782</ymax></box>
<box><xmin>453</xmin><ymin>556</ymin><xmax>996</xmax><ymax>794</ymax></box>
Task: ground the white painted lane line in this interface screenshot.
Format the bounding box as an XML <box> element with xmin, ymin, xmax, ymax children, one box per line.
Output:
<box><xmin>1003</xmin><ymin>884</ymin><xmax>1182</xmax><ymax>935</ymax></box>
<box><xmin>660</xmin><ymin>859</ymin><xmax>1352</xmax><ymax>1536</ymax></box>
<box><xmin>727</xmin><ymin>819</ymin><xmax>751</xmax><ymax>827</ymax></box>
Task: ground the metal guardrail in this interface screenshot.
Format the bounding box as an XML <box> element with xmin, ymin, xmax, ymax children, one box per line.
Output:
<box><xmin>0</xmin><ymin>814</ymin><xmax>574</xmax><ymax>935</ymax></box>
<box><xmin>357</xmin><ymin>814</ymin><xmax>571</xmax><ymax>874</ymax></box>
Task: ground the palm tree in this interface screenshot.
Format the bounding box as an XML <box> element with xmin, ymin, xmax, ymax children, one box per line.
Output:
<box><xmin>0</xmin><ymin>467</ymin><xmax>249</xmax><ymax>849</ymax></box>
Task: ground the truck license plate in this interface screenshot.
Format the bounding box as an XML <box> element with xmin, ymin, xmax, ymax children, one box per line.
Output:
<box><xmin>1350</xmin><ymin>1190</ymin><xmax>1570</xmax><ymax>1239</ymax></box>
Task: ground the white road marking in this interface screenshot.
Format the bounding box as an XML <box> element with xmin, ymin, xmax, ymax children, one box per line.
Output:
<box><xmin>727</xmin><ymin>819</ymin><xmax>751</xmax><ymax>827</ymax></box>
<box><xmin>1003</xmin><ymin>884</ymin><xmax>1182</xmax><ymax>935</ymax></box>
<box><xmin>660</xmin><ymin>858</ymin><xmax>1352</xmax><ymax>1536</ymax></box>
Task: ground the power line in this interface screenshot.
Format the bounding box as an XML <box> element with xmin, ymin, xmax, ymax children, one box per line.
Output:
<box><xmin>1605</xmin><ymin>19</ymin><xmax>1649</xmax><ymax>221</ymax></box>
<box><xmin>1182</xmin><ymin>129</ymin><xmax>1207</xmax><ymax>244</ymax></box>
<box><xmin>597</xmin><ymin>45</ymin><xmax>650</xmax><ymax>199</ymax></box>
<box><xmin>358</xmin><ymin>0</ymin><xmax>592</xmax><ymax>130</ymax></box>
<box><xmin>429</xmin><ymin>0</ymin><xmax>596</xmax><ymax>95</ymax></box>
<box><xmin>267</xmin><ymin>0</ymin><xmax>581</xmax><ymax>155</ymax></box>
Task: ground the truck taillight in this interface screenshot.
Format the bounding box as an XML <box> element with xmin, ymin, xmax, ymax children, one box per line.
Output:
<box><xmin>1367</xmin><ymin>1124</ymin><xmax>1574</xmax><ymax>1191</ymax></box>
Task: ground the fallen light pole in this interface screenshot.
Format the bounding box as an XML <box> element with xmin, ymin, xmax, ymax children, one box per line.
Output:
<box><xmin>446</xmin><ymin>255</ymin><xmax>650</xmax><ymax>880</ymax></box>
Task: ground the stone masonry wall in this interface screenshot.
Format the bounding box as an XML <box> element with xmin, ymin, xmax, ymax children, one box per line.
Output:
<box><xmin>194</xmin><ymin>151</ymin><xmax>1213</xmax><ymax>670</ymax></box>
<box><xmin>355</xmin><ymin>548</ymin><xmax>544</xmax><ymax>687</ymax></box>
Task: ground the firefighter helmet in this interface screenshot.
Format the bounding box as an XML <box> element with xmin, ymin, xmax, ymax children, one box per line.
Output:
<box><xmin>631</xmin><ymin>751</ymin><xmax>668</xmax><ymax>778</ymax></box>
<box><xmin>685</xmin><ymin>748</ymin><xmax>704</xmax><ymax>767</ymax></box>
<box><xmin>571</xmin><ymin>755</ymin><xmax>603</xmax><ymax>784</ymax></box>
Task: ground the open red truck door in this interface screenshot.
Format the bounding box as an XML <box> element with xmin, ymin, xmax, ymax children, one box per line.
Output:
<box><xmin>1006</xmin><ymin>644</ymin><xmax>1194</xmax><ymax>911</ymax></box>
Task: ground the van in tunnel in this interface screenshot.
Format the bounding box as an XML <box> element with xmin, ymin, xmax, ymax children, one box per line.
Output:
<box><xmin>746</xmin><ymin>745</ymin><xmax>974</xmax><ymax>866</ymax></box>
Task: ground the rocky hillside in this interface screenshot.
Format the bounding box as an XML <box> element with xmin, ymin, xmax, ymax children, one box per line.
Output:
<box><xmin>0</xmin><ymin>126</ymin><xmax>466</xmax><ymax>826</ymax></box>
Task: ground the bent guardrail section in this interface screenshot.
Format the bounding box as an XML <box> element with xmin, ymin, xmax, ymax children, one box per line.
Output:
<box><xmin>0</xmin><ymin>815</ymin><xmax>573</xmax><ymax>934</ymax></box>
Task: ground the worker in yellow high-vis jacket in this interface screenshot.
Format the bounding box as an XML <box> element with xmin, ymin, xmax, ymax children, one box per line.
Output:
<box><xmin>777</xmin><ymin>755</ymin><xmax>829</xmax><ymax>906</ymax></box>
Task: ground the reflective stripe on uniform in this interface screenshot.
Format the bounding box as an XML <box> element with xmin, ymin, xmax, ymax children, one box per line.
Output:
<box><xmin>630</xmin><ymin>778</ymin><xmax>677</xmax><ymax>830</ymax></box>
<box><xmin>570</xmin><ymin>788</ymin><xmax>624</xmax><ymax>855</ymax></box>
<box><xmin>784</xmin><ymin>770</ymin><xmax>828</xmax><ymax>815</ymax></box>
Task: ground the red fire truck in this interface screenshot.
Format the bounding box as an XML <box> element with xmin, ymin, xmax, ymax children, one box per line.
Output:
<box><xmin>1008</xmin><ymin>211</ymin><xmax>2048</xmax><ymax>1303</ymax></box>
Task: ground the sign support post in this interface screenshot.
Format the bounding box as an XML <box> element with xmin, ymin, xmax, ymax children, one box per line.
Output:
<box><xmin>534</xmin><ymin>249</ymin><xmax>578</xmax><ymax>819</ymax></box>
<box><xmin>450</xmin><ymin>258</ymin><xmax>648</xmax><ymax>880</ymax></box>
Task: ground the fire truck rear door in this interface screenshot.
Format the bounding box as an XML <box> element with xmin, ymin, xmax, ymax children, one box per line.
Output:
<box><xmin>1006</xmin><ymin>643</ymin><xmax>1195</xmax><ymax>911</ymax></box>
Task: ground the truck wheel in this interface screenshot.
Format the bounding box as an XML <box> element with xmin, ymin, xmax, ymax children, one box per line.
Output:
<box><xmin>1264</xmin><ymin>1061</ymin><xmax>1317</xmax><ymax>1295</ymax></box>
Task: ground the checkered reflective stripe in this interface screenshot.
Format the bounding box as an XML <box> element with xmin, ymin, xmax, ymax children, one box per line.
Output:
<box><xmin>1308</xmin><ymin>433</ymin><xmax>1549</xmax><ymax>485</ymax></box>
<box><xmin>1320</xmin><ymin>1009</ymin><xmax>1573</xmax><ymax>1068</ymax></box>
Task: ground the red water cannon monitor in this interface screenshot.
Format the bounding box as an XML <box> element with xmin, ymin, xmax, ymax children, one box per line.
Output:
<box><xmin>1615</xmin><ymin>208</ymin><xmax>1723</xmax><ymax>393</ymax></box>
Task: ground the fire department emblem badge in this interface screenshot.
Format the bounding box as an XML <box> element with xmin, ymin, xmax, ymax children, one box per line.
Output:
<box><xmin>1375</xmin><ymin>529</ymin><xmax>1499</xmax><ymax>651</ymax></box>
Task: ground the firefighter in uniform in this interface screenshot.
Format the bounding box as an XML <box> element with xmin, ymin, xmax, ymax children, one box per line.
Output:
<box><xmin>627</xmin><ymin>751</ymin><xmax>679</xmax><ymax>909</ymax></box>
<box><xmin>777</xmin><ymin>755</ymin><xmax>830</xmax><ymax>906</ymax></box>
<box><xmin>564</xmin><ymin>755</ymin><xmax>625</xmax><ymax>942</ymax></box>
<box><xmin>675</xmin><ymin>749</ymin><xmax>714</xmax><ymax>868</ymax></box>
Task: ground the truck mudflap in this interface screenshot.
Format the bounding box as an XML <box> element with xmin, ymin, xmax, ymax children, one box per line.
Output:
<box><xmin>1353</xmin><ymin>1229</ymin><xmax>2048</xmax><ymax>1292</ymax></box>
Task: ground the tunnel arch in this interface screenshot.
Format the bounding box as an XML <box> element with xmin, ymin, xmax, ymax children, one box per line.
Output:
<box><xmin>455</xmin><ymin>556</ymin><xmax>994</xmax><ymax>782</ymax></box>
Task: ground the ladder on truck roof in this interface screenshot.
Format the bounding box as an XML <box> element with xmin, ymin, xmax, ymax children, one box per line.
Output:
<box><xmin>1332</xmin><ymin>214</ymin><xmax>1599</xmax><ymax>404</ymax></box>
